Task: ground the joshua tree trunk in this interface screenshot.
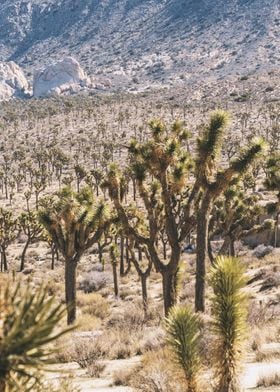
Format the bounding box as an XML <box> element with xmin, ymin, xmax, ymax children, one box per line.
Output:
<box><xmin>163</xmin><ymin>241</ymin><xmax>167</xmax><ymax>260</ymax></box>
<box><xmin>20</xmin><ymin>238</ymin><xmax>30</xmax><ymax>271</ymax></box>
<box><xmin>51</xmin><ymin>244</ymin><xmax>55</xmax><ymax>270</ymax></box>
<box><xmin>162</xmin><ymin>270</ymin><xmax>178</xmax><ymax>316</ymax></box>
<box><xmin>119</xmin><ymin>235</ymin><xmax>125</xmax><ymax>276</ymax></box>
<box><xmin>0</xmin><ymin>378</ymin><xmax>6</xmax><ymax>392</ymax></box>
<box><xmin>141</xmin><ymin>274</ymin><xmax>149</xmax><ymax>316</ymax></box>
<box><xmin>208</xmin><ymin>237</ymin><xmax>215</xmax><ymax>265</ymax></box>
<box><xmin>97</xmin><ymin>242</ymin><xmax>103</xmax><ymax>266</ymax></box>
<box><xmin>112</xmin><ymin>262</ymin><xmax>118</xmax><ymax>298</ymax></box>
<box><xmin>229</xmin><ymin>237</ymin><xmax>235</xmax><ymax>257</ymax></box>
<box><xmin>1</xmin><ymin>249</ymin><xmax>8</xmax><ymax>272</ymax></box>
<box><xmin>195</xmin><ymin>198</ymin><xmax>212</xmax><ymax>312</ymax></box>
<box><xmin>65</xmin><ymin>258</ymin><xmax>77</xmax><ymax>325</ymax></box>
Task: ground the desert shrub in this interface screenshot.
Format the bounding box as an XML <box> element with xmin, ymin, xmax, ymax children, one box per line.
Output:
<box><xmin>72</xmin><ymin>339</ymin><xmax>107</xmax><ymax>367</ymax></box>
<box><xmin>110</xmin><ymin>301</ymin><xmax>161</xmax><ymax>327</ymax></box>
<box><xmin>139</xmin><ymin>327</ymin><xmax>165</xmax><ymax>352</ymax></box>
<box><xmin>107</xmin><ymin>303</ymin><xmax>145</xmax><ymax>329</ymax></box>
<box><xmin>88</xmin><ymin>263</ymin><xmax>104</xmax><ymax>272</ymax></box>
<box><xmin>256</xmin><ymin>372</ymin><xmax>280</xmax><ymax>387</ymax></box>
<box><xmin>255</xmin><ymin>348</ymin><xmax>280</xmax><ymax>362</ymax></box>
<box><xmin>69</xmin><ymin>327</ymin><xmax>144</xmax><ymax>362</ymax></box>
<box><xmin>86</xmin><ymin>361</ymin><xmax>106</xmax><ymax>378</ymax></box>
<box><xmin>55</xmin><ymin>379</ymin><xmax>81</xmax><ymax>392</ymax></box>
<box><xmin>107</xmin><ymin>327</ymin><xmax>142</xmax><ymax>359</ymax></box>
<box><xmin>77</xmin><ymin>292</ymin><xmax>110</xmax><ymax>319</ymax></box>
<box><xmin>76</xmin><ymin>314</ymin><xmax>102</xmax><ymax>331</ymax></box>
<box><xmin>248</xmin><ymin>299</ymin><xmax>280</xmax><ymax>325</ymax></box>
<box><xmin>126</xmin><ymin>349</ymin><xmax>187</xmax><ymax>392</ymax></box>
<box><xmin>79</xmin><ymin>271</ymin><xmax>112</xmax><ymax>293</ymax></box>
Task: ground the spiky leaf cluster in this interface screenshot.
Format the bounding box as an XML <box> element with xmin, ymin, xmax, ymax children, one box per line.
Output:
<box><xmin>129</xmin><ymin>119</ymin><xmax>192</xmax><ymax>195</ymax></box>
<box><xmin>39</xmin><ymin>186</ymin><xmax>111</xmax><ymax>261</ymax></box>
<box><xmin>265</xmin><ymin>153</ymin><xmax>280</xmax><ymax>196</ymax></box>
<box><xmin>209</xmin><ymin>256</ymin><xmax>248</xmax><ymax>392</ymax></box>
<box><xmin>0</xmin><ymin>283</ymin><xmax>72</xmax><ymax>391</ymax></box>
<box><xmin>18</xmin><ymin>211</ymin><xmax>44</xmax><ymax>241</ymax></box>
<box><xmin>211</xmin><ymin>185</ymin><xmax>262</xmax><ymax>241</ymax></box>
<box><xmin>0</xmin><ymin>209</ymin><xmax>18</xmax><ymax>249</ymax></box>
<box><xmin>165</xmin><ymin>306</ymin><xmax>202</xmax><ymax>392</ymax></box>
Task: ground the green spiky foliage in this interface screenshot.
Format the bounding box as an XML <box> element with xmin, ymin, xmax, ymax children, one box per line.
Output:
<box><xmin>209</xmin><ymin>256</ymin><xmax>248</xmax><ymax>392</ymax></box>
<box><xmin>165</xmin><ymin>306</ymin><xmax>202</xmax><ymax>392</ymax></box>
<box><xmin>105</xmin><ymin>119</ymin><xmax>194</xmax><ymax>315</ymax></box>
<box><xmin>74</xmin><ymin>164</ymin><xmax>87</xmax><ymax>192</ymax></box>
<box><xmin>264</xmin><ymin>153</ymin><xmax>280</xmax><ymax>197</ymax></box>
<box><xmin>209</xmin><ymin>186</ymin><xmax>262</xmax><ymax>258</ymax></box>
<box><xmin>195</xmin><ymin>112</ymin><xmax>266</xmax><ymax>312</ymax></box>
<box><xmin>264</xmin><ymin>153</ymin><xmax>280</xmax><ymax>247</ymax></box>
<box><xmin>0</xmin><ymin>209</ymin><xmax>18</xmax><ymax>272</ymax></box>
<box><xmin>18</xmin><ymin>211</ymin><xmax>44</xmax><ymax>271</ymax></box>
<box><xmin>39</xmin><ymin>186</ymin><xmax>112</xmax><ymax>324</ymax></box>
<box><xmin>0</xmin><ymin>283</ymin><xmax>73</xmax><ymax>392</ymax></box>
<box><xmin>90</xmin><ymin>168</ymin><xmax>104</xmax><ymax>196</ymax></box>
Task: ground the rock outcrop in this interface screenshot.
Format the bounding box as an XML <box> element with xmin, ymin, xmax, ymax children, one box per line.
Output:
<box><xmin>0</xmin><ymin>61</ymin><xmax>29</xmax><ymax>100</ymax></box>
<box><xmin>33</xmin><ymin>57</ymin><xmax>95</xmax><ymax>98</ymax></box>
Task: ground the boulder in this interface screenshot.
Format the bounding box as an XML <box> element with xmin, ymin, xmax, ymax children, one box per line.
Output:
<box><xmin>0</xmin><ymin>61</ymin><xmax>29</xmax><ymax>100</ymax></box>
<box><xmin>243</xmin><ymin>226</ymin><xmax>280</xmax><ymax>248</ymax></box>
<box><xmin>253</xmin><ymin>244</ymin><xmax>274</xmax><ymax>259</ymax></box>
<box><xmin>33</xmin><ymin>57</ymin><xmax>94</xmax><ymax>97</ymax></box>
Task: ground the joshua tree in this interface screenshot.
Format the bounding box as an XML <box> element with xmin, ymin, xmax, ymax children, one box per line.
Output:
<box><xmin>209</xmin><ymin>186</ymin><xmax>262</xmax><ymax>258</ymax></box>
<box><xmin>96</xmin><ymin>229</ymin><xmax>113</xmax><ymax>267</ymax></box>
<box><xmin>194</xmin><ymin>111</ymin><xmax>265</xmax><ymax>311</ymax></box>
<box><xmin>90</xmin><ymin>169</ymin><xmax>103</xmax><ymax>197</ymax></box>
<box><xmin>74</xmin><ymin>164</ymin><xmax>87</xmax><ymax>192</ymax></box>
<box><xmin>264</xmin><ymin>153</ymin><xmax>280</xmax><ymax>247</ymax></box>
<box><xmin>104</xmin><ymin>119</ymin><xmax>195</xmax><ymax>315</ymax></box>
<box><xmin>127</xmin><ymin>238</ymin><xmax>153</xmax><ymax>316</ymax></box>
<box><xmin>39</xmin><ymin>186</ymin><xmax>112</xmax><ymax>324</ymax></box>
<box><xmin>0</xmin><ymin>209</ymin><xmax>18</xmax><ymax>272</ymax></box>
<box><xmin>105</xmin><ymin>113</ymin><xmax>265</xmax><ymax>315</ymax></box>
<box><xmin>165</xmin><ymin>306</ymin><xmax>202</xmax><ymax>392</ymax></box>
<box><xmin>0</xmin><ymin>283</ymin><xmax>72</xmax><ymax>391</ymax></box>
<box><xmin>209</xmin><ymin>256</ymin><xmax>248</xmax><ymax>392</ymax></box>
<box><xmin>18</xmin><ymin>211</ymin><xmax>44</xmax><ymax>271</ymax></box>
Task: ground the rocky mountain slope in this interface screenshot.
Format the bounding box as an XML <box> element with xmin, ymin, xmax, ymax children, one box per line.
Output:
<box><xmin>0</xmin><ymin>0</ymin><xmax>279</xmax><ymax>88</ymax></box>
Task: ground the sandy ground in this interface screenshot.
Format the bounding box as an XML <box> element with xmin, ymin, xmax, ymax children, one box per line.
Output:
<box><xmin>45</xmin><ymin>355</ymin><xmax>280</xmax><ymax>392</ymax></box>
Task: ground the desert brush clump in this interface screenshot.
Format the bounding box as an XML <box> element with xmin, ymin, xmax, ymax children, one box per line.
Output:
<box><xmin>209</xmin><ymin>256</ymin><xmax>248</xmax><ymax>392</ymax></box>
<box><xmin>165</xmin><ymin>305</ymin><xmax>202</xmax><ymax>392</ymax></box>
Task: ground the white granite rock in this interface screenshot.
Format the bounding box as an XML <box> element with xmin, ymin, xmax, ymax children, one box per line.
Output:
<box><xmin>0</xmin><ymin>61</ymin><xmax>29</xmax><ymax>100</ymax></box>
<box><xmin>33</xmin><ymin>57</ymin><xmax>94</xmax><ymax>97</ymax></box>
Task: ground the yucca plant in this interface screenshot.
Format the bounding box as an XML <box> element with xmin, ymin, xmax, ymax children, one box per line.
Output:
<box><xmin>209</xmin><ymin>256</ymin><xmax>248</xmax><ymax>392</ymax></box>
<box><xmin>165</xmin><ymin>306</ymin><xmax>202</xmax><ymax>392</ymax></box>
<box><xmin>0</xmin><ymin>282</ymin><xmax>73</xmax><ymax>392</ymax></box>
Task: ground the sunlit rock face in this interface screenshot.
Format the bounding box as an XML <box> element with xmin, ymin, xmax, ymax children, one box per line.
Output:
<box><xmin>33</xmin><ymin>57</ymin><xmax>94</xmax><ymax>97</ymax></box>
<box><xmin>0</xmin><ymin>61</ymin><xmax>29</xmax><ymax>100</ymax></box>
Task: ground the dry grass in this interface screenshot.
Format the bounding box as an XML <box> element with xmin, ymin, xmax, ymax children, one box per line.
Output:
<box><xmin>77</xmin><ymin>292</ymin><xmax>110</xmax><ymax>320</ymax></box>
<box><xmin>114</xmin><ymin>348</ymin><xmax>188</xmax><ymax>392</ymax></box>
<box><xmin>76</xmin><ymin>313</ymin><xmax>102</xmax><ymax>331</ymax></box>
<box><xmin>256</xmin><ymin>372</ymin><xmax>280</xmax><ymax>387</ymax></box>
<box><xmin>255</xmin><ymin>348</ymin><xmax>280</xmax><ymax>362</ymax></box>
